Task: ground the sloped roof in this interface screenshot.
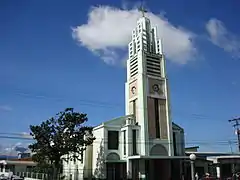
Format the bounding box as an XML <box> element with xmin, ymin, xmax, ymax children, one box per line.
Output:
<box><xmin>9</xmin><ymin>157</ymin><xmax>32</xmax><ymax>161</ymax></box>
<box><xmin>172</xmin><ymin>122</ymin><xmax>184</xmax><ymax>132</ymax></box>
<box><xmin>94</xmin><ymin>115</ymin><xmax>184</xmax><ymax>132</ymax></box>
<box><xmin>103</xmin><ymin>115</ymin><xmax>132</xmax><ymax>126</ymax></box>
<box><xmin>94</xmin><ymin>115</ymin><xmax>133</xmax><ymax>129</ymax></box>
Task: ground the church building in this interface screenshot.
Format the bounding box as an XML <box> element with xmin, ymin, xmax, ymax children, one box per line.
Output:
<box><xmin>63</xmin><ymin>9</ymin><xmax>186</xmax><ymax>180</ymax></box>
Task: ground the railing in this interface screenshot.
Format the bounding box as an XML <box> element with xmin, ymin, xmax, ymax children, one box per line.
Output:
<box><xmin>1</xmin><ymin>170</ymin><xmax>85</xmax><ymax>180</ymax></box>
<box><xmin>15</xmin><ymin>172</ymin><xmax>47</xmax><ymax>179</ymax></box>
<box><xmin>16</xmin><ymin>171</ymin><xmax>85</xmax><ymax>180</ymax></box>
<box><xmin>125</xmin><ymin>115</ymin><xmax>136</xmax><ymax>125</ymax></box>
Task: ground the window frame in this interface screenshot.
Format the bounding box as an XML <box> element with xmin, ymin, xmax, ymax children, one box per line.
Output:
<box><xmin>108</xmin><ymin>130</ymin><xmax>119</xmax><ymax>150</ymax></box>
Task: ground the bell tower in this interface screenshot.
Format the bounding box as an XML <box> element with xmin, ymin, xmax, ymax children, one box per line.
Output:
<box><xmin>125</xmin><ymin>9</ymin><xmax>173</xmax><ymax>156</ymax></box>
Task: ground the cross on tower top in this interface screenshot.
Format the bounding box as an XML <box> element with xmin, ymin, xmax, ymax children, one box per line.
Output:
<box><xmin>138</xmin><ymin>4</ymin><xmax>147</xmax><ymax>17</ymax></box>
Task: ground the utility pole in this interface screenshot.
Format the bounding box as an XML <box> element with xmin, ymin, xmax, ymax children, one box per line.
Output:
<box><xmin>229</xmin><ymin>117</ymin><xmax>240</xmax><ymax>152</ymax></box>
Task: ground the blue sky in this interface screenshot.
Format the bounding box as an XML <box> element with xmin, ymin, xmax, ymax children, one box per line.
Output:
<box><xmin>0</xmin><ymin>0</ymin><xmax>240</xmax><ymax>152</ymax></box>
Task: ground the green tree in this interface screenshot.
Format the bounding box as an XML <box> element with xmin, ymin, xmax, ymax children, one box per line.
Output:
<box><xmin>29</xmin><ymin>108</ymin><xmax>95</xmax><ymax>179</ymax></box>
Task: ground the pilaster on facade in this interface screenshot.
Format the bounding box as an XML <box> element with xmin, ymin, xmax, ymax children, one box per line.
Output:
<box><xmin>126</xmin><ymin>14</ymin><xmax>174</xmax><ymax>157</ymax></box>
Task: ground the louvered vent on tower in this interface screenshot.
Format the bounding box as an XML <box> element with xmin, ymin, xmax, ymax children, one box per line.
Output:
<box><xmin>130</xmin><ymin>56</ymin><xmax>138</xmax><ymax>78</ymax></box>
<box><xmin>146</xmin><ymin>55</ymin><xmax>161</xmax><ymax>77</ymax></box>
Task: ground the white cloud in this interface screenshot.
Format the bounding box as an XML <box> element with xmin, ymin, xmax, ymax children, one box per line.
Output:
<box><xmin>0</xmin><ymin>105</ymin><xmax>12</xmax><ymax>111</ymax></box>
<box><xmin>0</xmin><ymin>142</ymin><xmax>29</xmax><ymax>156</ymax></box>
<box><xmin>72</xmin><ymin>6</ymin><xmax>197</xmax><ymax>65</ymax></box>
<box><xmin>206</xmin><ymin>18</ymin><xmax>240</xmax><ymax>58</ymax></box>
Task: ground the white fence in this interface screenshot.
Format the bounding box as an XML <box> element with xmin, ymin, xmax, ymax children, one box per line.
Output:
<box><xmin>15</xmin><ymin>172</ymin><xmax>47</xmax><ymax>180</ymax></box>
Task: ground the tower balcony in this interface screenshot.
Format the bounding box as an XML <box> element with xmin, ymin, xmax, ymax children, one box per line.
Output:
<box><xmin>125</xmin><ymin>114</ymin><xmax>137</xmax><ymax>126</ymax></box>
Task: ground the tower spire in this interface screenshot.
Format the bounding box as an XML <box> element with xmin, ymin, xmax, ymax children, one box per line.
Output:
<box><xmin>138</xmin><ymin>3</ymin><xmax>147</xmax><ymax>17</ymax></box>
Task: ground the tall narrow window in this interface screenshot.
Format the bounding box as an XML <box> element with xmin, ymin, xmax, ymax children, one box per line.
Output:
<box><xmin>123</xmin><ymin>130</ymin><xmax>126</xmax><ymax>155</ymax></box>
<box><xmin>154</xmin><ymin>98</ymin><xmax>160</xmax><ymax>138</ymax></box>
<box><xmin>108</xmin><ymin>131</ymin><xmax>119</xmax><ymax>150</ymax></box>
<box><xmin>173</xmin><ymin>132</ymin><xmax>177</xmax><ymax>156</ymax></box>
<box><xmin>133</xmin><ymin>100</ymin><xmax>136</xmax><ymax>117</ymax></box>
<box><xmin>132</xmin><ymin>129</ymin><xmax>137</xmax><ymax>155</ymax></box>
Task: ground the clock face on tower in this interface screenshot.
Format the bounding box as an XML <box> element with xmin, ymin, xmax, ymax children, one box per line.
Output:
<box><xmin>129</xmin><ymin>80</ymin><xmax>138</xmax><ymax>98</ymax></box>
<box><xmin>131</xmin><ymin>86</ymin><xmax>137</xmax><ymax>94</ymax></box>
<box><xmin>148</xmin><ymin>78</ymin><xmax>164</xmax><ymax>96</ymax></box>
<box><xmin>152</xmin><ymin>84</ymin><xmax>160</xmax><ymax>92</ymax></box>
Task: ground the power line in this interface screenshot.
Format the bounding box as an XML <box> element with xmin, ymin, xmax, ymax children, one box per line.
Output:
<box><xmin>0</xmin><ymin>135</ymin><xmax>33</xmax><ymax>141</ymax></box>
<box><xmin>229</xmin><ymin>117</ymin><xmax>240</xmax><ymax>152</ymax></box>
<box><xmin>5</xmin><ymin>91</ymin><xmax>123</xmax><ymax>108</ymax></box>
<box><xmin>0</xmin><ymin>132</ymin><xmax>236</xmax><ymax>143</ymax></box>
<box><xmin>2</xmin><ymin>90</ymin><xmax>227</xmax><ymax>122</ymax></box>
<box><xmin>0</xmin><ymin>134</ymin><xmax>237</xmax><ymax>145</ymax></box>
<box><xmin>0</xmin><ymin>131</ymin><xmax>237</xmax><ymax>145</ymax></box>
<box><xmin>0</xmin><ymin>132</ymin><xmax>30</xmax><ymax>136</ymax></box>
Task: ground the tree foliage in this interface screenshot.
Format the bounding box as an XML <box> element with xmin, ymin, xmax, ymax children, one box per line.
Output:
<box><xmin>29</xmin><ymin>108</ymin><xmax>95</xmax><ymax>178</ymax></box>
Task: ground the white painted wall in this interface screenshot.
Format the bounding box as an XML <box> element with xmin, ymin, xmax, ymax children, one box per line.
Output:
<box><xmin>92</xmin><ymin>126</ymin><xmax>105</xmax><ymax>179</ymax></box>
<box><xmin>105</xmin><ymin>127</ymin><xmax>125</xmax><ymax>159</ymax></box>
<box><xmin>62</xmin><ymin>14</ymin><xmax>187</xmax><ymax>179</ymax></box>
<box><xmin>173</xmin><ymin>130</ymin><xmax>185</xmax><ymax>156</ymax></box>
<box><xmin>126</xmin><ymin>15</ymin><xmax>175</xmax><ymax>157</ymax></box>
<box><xmin>62</xmin><ymin>158</ymin><xmax>84</xmax><ymax>180</ymax></box>
<box><xmin>62</xmin><ymin>142</ymin><xmax>94</xmax><ymax>180</ymax></box>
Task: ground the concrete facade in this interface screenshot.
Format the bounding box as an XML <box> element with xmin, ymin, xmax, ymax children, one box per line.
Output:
<box><xmin>208</xmin><ymin>155</ymin><xmax>240</xmax><ymax>178</ymax></box>
<box><xmin>185</xmin><ymin>149</ymin><xmax>240</xmax><ymax>179</ymax></box>
<box><xmin>63</xmin><ymin>11</ymin><xmax>186</xmax><ymax>180</ymax></box>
